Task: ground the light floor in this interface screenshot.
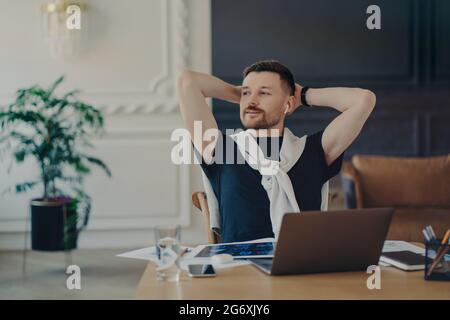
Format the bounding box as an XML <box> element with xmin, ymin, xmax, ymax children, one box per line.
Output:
<box><xmin>0</xmin><ymin>249</ymin><xmax>147</xmax><ymax>299</ymax></box>
<box><xmin>0</xmin><ymin>178</ymin><xmax>345</xmax><ymax>299</ymax></box>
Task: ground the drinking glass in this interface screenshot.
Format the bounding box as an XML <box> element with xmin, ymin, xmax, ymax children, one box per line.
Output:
<box><xmin>154</xmin><ymin>225</ymin><xmax>181</xmax><ymax>282</ymax></box>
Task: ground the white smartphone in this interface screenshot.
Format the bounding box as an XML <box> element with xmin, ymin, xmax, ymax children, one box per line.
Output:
<box><xmin>187</xmin><ymin>264</ymin><xmax>216</xmax><ymax>277</ymax></box>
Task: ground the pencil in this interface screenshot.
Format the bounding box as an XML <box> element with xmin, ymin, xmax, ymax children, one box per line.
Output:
<box><xmin>426</xmin><ymin>229</ymin><xmax>450</xmax><ymax>277</ymax></box>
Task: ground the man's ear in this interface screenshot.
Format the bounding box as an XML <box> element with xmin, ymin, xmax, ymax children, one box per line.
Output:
<box><xmin>284</xmin><ymin>96</ymin><xmax>296</xmax><ymax>115</ymax></box>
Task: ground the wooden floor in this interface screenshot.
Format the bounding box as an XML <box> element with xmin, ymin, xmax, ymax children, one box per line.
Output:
<box><xmin>0</xmin><ymin>177</ymin><xmax>346</xmax><ymax>300</ymax></box>
<box><xmin>0</xmin><ymin>249</ymin><xmax>147</xmax><ymax>299</ymax></box>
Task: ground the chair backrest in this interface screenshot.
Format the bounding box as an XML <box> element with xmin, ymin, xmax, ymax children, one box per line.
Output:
<box><xmin>192</xmin><ymin>192</ymin><xmax>220</xmax><ymax>244</ymax></box>
<box><xmin>192</xmin><ymin>188</ymin><xmax>337</xmax><ymax>244</ymax></box>
<box><xmin>351</xmin><ymin>154</ymin><xmax>450</xmax><ymax>207</ymax></box>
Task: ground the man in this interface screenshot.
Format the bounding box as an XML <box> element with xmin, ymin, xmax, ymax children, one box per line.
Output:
<box><xmin>177</xmin><ymin>60</ymin><xmax>376</xmax><ymax>243</ymax></box>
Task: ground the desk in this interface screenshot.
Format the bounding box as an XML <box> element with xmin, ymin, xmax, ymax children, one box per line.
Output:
<box><xmin>136</xmin><ymin>245</ymin><xmax>450</xmax><ymax>300</ymax></box>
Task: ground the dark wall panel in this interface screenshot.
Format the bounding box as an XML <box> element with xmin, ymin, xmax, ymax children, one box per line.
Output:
<box><xmin>212</xmin><ymin>0</ymin><xmax>417</xmax><ymax>86</ymax></box>
<box><xmin>211</xmin><ymin>0</ymin><xmax>450</xmax><ymax>158</ymax></box>
<box><xmin>432</xmin><ymin>0</ymin><xmax>450</xmax><ymax>83</ymax></box>
<box><xmin>429</xmin><ymin>114</ymin><xmax>450</xmax><ymax>155</ymax></box>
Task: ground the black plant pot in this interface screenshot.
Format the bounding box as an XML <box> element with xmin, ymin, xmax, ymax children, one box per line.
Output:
<box><xmin>31</xmin><ymin>198</ymin><xmax>78</xmax><ymax>251</ymax></box>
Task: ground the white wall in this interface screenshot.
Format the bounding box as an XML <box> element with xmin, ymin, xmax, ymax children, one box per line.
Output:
<box><xmin>0</xmin><ymin>0</ymin><xmax>211</xmax><ymax>249</ymax></box>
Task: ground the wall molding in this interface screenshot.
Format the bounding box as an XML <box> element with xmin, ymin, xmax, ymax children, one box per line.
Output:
<box><xmin>149</xmin><ymin>0</ymin><xmax>189</xmax><ymax>96</ymax></box>
<box><xmin>0</xmin><ymin>125</ymin><xmax>191</xmax><ymax>233</ymax></box>
<box><xmin>0</xmin><ymin>0</ymin><xmax>189</xmax><ymax>116</ymax></box>
<box><xmin>90</xmin><ymin>0</ymin><xmax>189</xmax><ymax>115</ymax></box>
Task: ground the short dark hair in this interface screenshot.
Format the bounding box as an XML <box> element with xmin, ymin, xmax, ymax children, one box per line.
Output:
<box><xmin>242</xmin><ymin>60</ymin><xmax>295</xmax><ymax>96</ymax></box>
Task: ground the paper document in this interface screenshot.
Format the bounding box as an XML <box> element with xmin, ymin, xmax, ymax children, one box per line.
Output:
<box><xmin>382</xmin><ymin>240</ymin><xmax>425</xmax><ymax>254</ymax></box>
<box><xmin>117</xmin><ymin>245</ymin><xmax>251</xmax><ymax>270</ymax></box>
<box><xmin>116</xmin><ymin>246</ymin><xmax>159</xmax><ymax>262</ymax></box>
<box><xmin>379</xmin><ymin>240</ymin><xmax>424</xmax><ymax>267</ymax></box>
<box><xmin>378</xmin><ymin>260</ymin><xmax>392</xmax><ymax>267</ymax></box>
<box><xmin>381</xmin><ymin>240</ymin><xmax>449</xmax><ymax>261</ymax></box>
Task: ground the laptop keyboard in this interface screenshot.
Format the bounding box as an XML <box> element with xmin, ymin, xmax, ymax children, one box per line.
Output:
<box><xmin>249</xmin><ymin>258</ymin><xmax>273</xmax><ymax>270</ymax></box>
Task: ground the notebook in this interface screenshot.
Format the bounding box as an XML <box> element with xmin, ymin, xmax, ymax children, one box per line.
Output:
<box><xmin>380</xmin><ymin>251</ymin><xmax>425</xmax><ymax>271</ymax></box>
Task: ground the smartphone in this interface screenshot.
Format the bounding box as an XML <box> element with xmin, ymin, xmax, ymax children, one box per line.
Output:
<box><xmin>187</xmin><ymin>264</ymin><xmax>216</xmax><ymax>277</ymax></box>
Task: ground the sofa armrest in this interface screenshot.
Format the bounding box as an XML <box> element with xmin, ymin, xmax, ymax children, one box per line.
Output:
<box><xmin>341</xmin><ymin>161</ymin><xmax>364</xmax><ymax>208</ymax></box>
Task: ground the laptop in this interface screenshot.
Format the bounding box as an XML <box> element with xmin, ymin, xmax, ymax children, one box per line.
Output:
<box><xmin>248</xmin><ymin>208</ymin><xmax>394</xmax><ymax>275</ymax></box>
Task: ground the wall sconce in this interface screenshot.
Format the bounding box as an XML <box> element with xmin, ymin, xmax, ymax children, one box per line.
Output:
<box><xmin>41</xmin><ymin>0</ymin><xmax>87</xmax><ymax>59</ymax></box>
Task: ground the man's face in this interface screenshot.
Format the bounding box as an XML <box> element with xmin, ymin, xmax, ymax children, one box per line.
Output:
<box><xmin>240</xmin><ymin>71</ymin><xmax>290</xmax><ymax>130</ymax></box>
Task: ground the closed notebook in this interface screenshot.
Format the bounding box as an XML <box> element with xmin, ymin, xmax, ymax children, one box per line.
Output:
<box><xmin>380</xmin><ymin>251</ymin><xmax>425</xmax><ymax>271</ymax></box>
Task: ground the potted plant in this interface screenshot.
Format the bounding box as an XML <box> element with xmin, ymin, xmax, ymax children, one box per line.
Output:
<box><xmin>0</xmin><ymin>76</ymin><xmax>111</xmax><ymax>251</ymax></box>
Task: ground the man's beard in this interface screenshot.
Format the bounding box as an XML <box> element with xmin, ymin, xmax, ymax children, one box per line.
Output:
<box><xmin>242</xmin><ymin>111</ymin><xmax>282</xmax><ymax>130</ymax></box>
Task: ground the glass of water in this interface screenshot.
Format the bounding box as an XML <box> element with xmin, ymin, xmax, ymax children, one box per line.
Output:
<box><xmin>154</xmin><ymin>225</ymin><xmax>181</xmax><ymax>282</ymax></box>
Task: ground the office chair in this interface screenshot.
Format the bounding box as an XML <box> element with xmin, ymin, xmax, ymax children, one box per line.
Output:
<box><xmin>192</xmin><ymin>188</ymin><xmax>339</xmax><ymax>245</ymax></box>
<box><xmin>192</xmin><ymin>192</ymin><xmax>220</xmax><ymax>244</ymax></box>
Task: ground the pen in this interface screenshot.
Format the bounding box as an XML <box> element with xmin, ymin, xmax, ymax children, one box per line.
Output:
<box><xmin>427</xmin><ymin>229</ymin><xmax>450</xmax><ymax>277</ymax></box>
<box><xmin>430</xmin><ymin>226</ymin><xmax>437</xmax><ymax>240</ymax></box>
<box><xmin>425</xmin><ymin>225</ymin><xmax>441</xmax><ymax>252</ymax></box>
<box><xmin>422</xmin><ymin>229</ymin><xmax>431</xmax><ymax>242</ymax></box>
<box><xmin>426</xmin><ymin>244</ymin><xmax>450</xmax><ymax>277</ymax></box>
<box><xmin>426</xmin><ymin>225</ymin><xmax>436</xmax><ymax>241</ymax></box>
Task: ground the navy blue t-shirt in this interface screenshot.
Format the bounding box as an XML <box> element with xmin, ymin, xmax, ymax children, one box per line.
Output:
<box><xmin>195</xmin><ymin>129</ymin><xmax>344</xmax><ymax>243</ymax></box>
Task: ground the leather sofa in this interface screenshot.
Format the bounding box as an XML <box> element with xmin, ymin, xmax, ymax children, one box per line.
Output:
<box><xmin>341</xmin><ymin>154</ymin><xmax>450</xmax><ymax>242</ymax></box>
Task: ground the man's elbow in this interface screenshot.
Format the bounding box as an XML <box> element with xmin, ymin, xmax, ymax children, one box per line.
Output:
<box><xmin>177</xmin><ymin>69</ymin><xmax>196</xmax><ymax>92</ymax></box>
<box><xmin>357</xmin><ymin>89</ymin><xmax>376</xmax><ymax>111</ymax></box>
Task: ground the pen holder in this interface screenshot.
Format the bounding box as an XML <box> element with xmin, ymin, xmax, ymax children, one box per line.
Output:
<box><xmin>424</xmin><ymin>239</ymin><xmax>450</xmax><ymax>281</ymax></box>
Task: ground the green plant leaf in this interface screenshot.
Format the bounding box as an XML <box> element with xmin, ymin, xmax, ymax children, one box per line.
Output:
<box><xmin>74</xmin><ymin>160</ymin><xmax>91</xmax><ymax>175</ymax></box>
<box><xmin>83</xmin><ymin>155</ymin><xmax>112</xmax><ymax>177</ymax></box>
<box><xmin>14</xmin><ymin>181</ymin><xmax>40</xmax><ymax>193</ymax></box>
<box><xmin>1</xmin><ymin>76</ymin><xmax>111</xmax><ymax>219</ymax></box>
<box><xmin>58</xmin><ymin>176</ymin><xmax>83</xmax><ymax>184</ymax></box>
<box><xmin>47</xmin><ymin>75</ymin><xmax>65</xmax><ymax>99</ymax></box>
<box><xmin>13</xmin><ymin>149</ymin><xmax>27</xmax><ymax>162</ymax></box>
